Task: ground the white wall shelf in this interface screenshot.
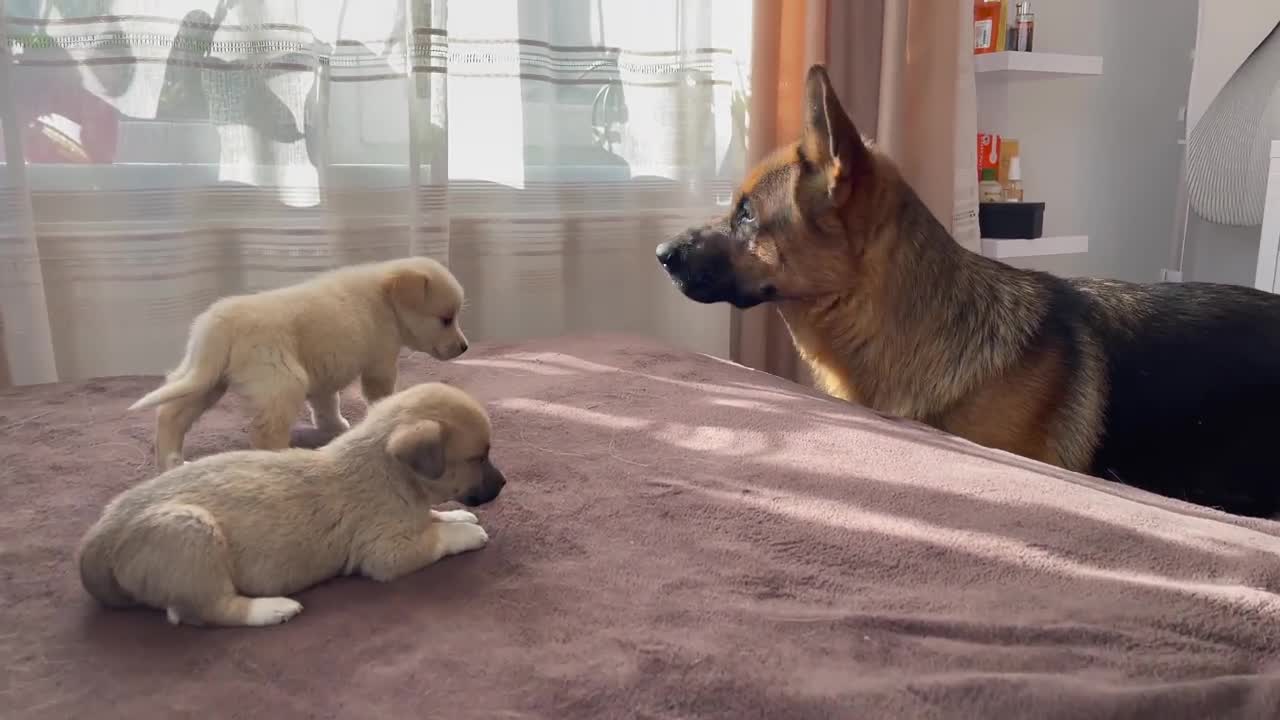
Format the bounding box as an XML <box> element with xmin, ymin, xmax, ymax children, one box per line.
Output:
<box><xmin>975</xmin><ymin>51</ymin><xmax>1103</xmax><ymax>79</ymax></box>
<box><xmin>981</xmin><ymin>235</ymin><xmax>1088</xmax><ymax>259</ymax></box>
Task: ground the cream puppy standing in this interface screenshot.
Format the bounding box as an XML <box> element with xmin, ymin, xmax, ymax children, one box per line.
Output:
<box><xmin>129</xmin><ymin>257</ymin><xmax>469</xmax><ymax>470</ymax></box>
<box><xmin>79</xmin><ymin>382</ymin><xmax>506</xmax><ymax>628</ymax></box>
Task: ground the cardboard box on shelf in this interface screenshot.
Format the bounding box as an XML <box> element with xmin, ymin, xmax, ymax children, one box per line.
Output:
<box><xmin>977</xmin><ymin>133</ymin><xmax>1001</xmax><ymax>180</ymax></box>
<box><xmin>998</xmin><ymin>138</ymin><xmax>1019</xmax><ymax>185</ymax></box>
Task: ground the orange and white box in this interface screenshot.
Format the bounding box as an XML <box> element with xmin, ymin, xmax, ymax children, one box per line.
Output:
<box><xmin>977</xmin><ymin>133</ymin><xmax>1001</xmax><ymax>180</ymax></box>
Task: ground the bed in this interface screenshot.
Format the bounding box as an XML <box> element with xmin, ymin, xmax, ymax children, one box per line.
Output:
<box><xmin>3</xmin><ymin>334</ymin><xmax>1280</xmax><ymax>719</ymax></box>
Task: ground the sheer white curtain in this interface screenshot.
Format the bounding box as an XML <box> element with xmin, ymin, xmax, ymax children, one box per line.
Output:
<box><xmin>0</xmin><ymin>0</ymin><xmax>750</xmax><ymax>386</ymax></box>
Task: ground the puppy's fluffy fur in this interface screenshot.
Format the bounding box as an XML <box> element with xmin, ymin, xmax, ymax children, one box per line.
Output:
<box><xmin>79</xmin><ymin>382</ymin><xmax>506</xmax><ymax>628</ymax></box>
<box><xmin>129</xmin><ymin>257</ymin><xmax>469</xmax><ymax>470</ymax></box>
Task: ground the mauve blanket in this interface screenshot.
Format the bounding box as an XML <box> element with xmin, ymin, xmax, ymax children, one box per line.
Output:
<box><xmin>3</xmin><ymin>334</ymin><xmax>1280</xmax><ymax>719</ymax></box>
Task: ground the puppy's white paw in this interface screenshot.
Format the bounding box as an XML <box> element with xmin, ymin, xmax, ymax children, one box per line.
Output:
<box><xmin>438</xmin><ymin>522</ymin><xmax>489</xmax><ymax>557</ymax></box>
<box><xmin>162</xmin><ymin>453</ymin><xmax>186</xmax><ymax>471</ymax></box>
<box><xmin>433</xmin><ymin>509</ymin><xmax>479</xmax><ymax>524</ymax></box>
<box><xmin>244</xmin><ymin>597</ymin><xmax>304</xmax><ymax>626</ymax></box>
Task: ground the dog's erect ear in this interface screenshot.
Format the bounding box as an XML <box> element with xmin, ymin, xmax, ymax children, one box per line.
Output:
<box><xmin>800</xmin><ymin>64</ymin><xmax>867</xmax><ymax>205</ymax></box>
<box><xmin>384</xmin><ymin>270</ymin><xmax>430</xmax><ymax>313</ymax></box>
<box><xmin>386</xmin><ymin>420</ymin><xmax>447</xmax><ymax>478</ymax></box>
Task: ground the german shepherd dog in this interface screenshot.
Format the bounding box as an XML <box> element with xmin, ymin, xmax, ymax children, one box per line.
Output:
<box><xmin>657</xmin><ymin>64</ymin><xmax>1280</xmax><ymax>519</ymax></box>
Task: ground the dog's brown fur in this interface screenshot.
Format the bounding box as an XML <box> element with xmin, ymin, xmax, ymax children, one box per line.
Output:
<box><xmin>658</xmin><ymin>64</ymin><xmax>1280</xmax><ymax>517</ymax></box>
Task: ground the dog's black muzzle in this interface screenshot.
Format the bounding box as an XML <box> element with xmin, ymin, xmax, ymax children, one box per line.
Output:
<box><xmin>460</xmin><ymin>458</ymin><xmax>506</xmax><ymax>507</ymax></box>
<box><xmin>656</xmin><ymin>230</ymin><xmax>774</xmax><ymax>309</ymax></box>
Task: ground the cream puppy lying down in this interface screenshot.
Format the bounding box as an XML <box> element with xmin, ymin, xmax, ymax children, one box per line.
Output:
<box><xmin>79</xmin><ymin>382</ymin><xmax>506</xmax><ymax>628</ymax></box>
<box><xmin>129</xmin><ymin>257</ymin><xmax>469</xmax><ymax>470</ymax></box>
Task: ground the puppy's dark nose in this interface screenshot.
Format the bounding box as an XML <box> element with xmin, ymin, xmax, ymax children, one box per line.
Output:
<box><xmin>459</xmin><ymin>340</ymin><xmax>468</xmax><ymax>353</ymax></box>
<box><xmin>461</xmin><ymin>459</ymin><xmax>507</xmax><ymax>506</ymax></box>
<box><xmin>656</xmin><ymin>240</ymin><xmax>683</xmax><ymax>271</ymax></box>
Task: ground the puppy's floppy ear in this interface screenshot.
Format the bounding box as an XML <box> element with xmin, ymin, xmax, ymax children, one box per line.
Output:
<box><xmin>800</xmin><ymin>64</ymin><xmax>868</xmax><ymax>206</ymax></box>
<box><xmin>386</xmin><ymin>420</ymin><xmax>446</xmax><ymax>478</ymax></box>
<box><xmin>383</xmin><ymin>270</ymin><xmax>430</xmax><ymax>312</ymax></box>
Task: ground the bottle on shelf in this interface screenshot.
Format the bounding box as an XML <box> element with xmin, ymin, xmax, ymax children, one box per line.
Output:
<box><xmin>973</xmin><ymin>0</ymin><xmax>1002</xmax><ymax>54</ymax></box>
<box><xmin>1010</xmin><ymin>1</ymin><xmax>1035</xmax><ymax>52</ymax></box>
<box><xmin>1003</xmin><ymin>156</ymin><xmax>1024</xmax><ymax>202</ymax></box>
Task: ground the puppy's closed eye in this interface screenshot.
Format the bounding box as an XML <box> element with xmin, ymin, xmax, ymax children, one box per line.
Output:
<box><xmin>386</xmin><ymin>420</ymin><xmax>446</xmax><ymax>478</ymax></box>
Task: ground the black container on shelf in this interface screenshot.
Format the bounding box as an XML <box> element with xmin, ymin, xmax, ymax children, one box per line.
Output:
<box><xmin>979</xmin><ymin>202</ymin><xmax>1045</xmax><ymax>239</ymax></box>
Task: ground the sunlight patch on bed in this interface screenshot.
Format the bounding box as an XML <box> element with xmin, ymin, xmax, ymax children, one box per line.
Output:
<box><xmin>695</xmin><ymin>484</ymin><xmax>1280</xmax><ymax>612</ymax></box>
<box><xmin>654</xmin><ymin>423</ymin><xmax>770</xmax><ymax>453</ymax></box>
<box><xmin>707</xmin><ymin>397</ymin><xmax>786</xmax><ymax>413</ymax></box>
<box><xmin>496</xmin><ymin>353</ymin><xmax>616</xmax><ymax>373</ymax></box>
<box><xmin>458</xmin><ymin>359</ymin><xmax>577</xmax><ymax>376</ymax></box>
<box><xmin>494</xmin><ymin>398</ymin><xmax>650</xmax><ymax>430</ymax></box>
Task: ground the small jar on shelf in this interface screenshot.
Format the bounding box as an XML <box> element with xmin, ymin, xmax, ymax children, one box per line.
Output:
<box><xmin>1002</xmin><ymin>157</ymin><xmax>1024</xmax><ymax>202</ymax></box>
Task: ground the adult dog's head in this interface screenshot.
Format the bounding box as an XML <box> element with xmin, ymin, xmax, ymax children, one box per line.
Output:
<box><xmin>381</xmin><ymin>257</ymin><xmax>470</xmax><ymax>360</ymax></box>
<box><xmin>376</xmin><ymin>383</ymin><xmax>507</xmax><ymax>507</ymax></box>
<box><xmin>656</xmin><ymin>64</ymin><xmax>884</xmax><ymax>308</ymax></box>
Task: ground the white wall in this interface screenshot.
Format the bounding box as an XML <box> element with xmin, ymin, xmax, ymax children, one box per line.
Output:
<box><xmin>1182</xmin><ymin>218</ymin><xmax>1260</xmax><ymax>285</ymax></box>
<box><xmin>975</xmin><ymin>0</ymin><xmax>1199</xmax><ymax>281</ymax></box>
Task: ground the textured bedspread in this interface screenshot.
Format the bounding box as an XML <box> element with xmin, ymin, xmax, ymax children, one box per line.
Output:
<box><xmin>3</xmin><ymin>334</ymin><xmax>1280</xmax><ymax>719</ymax></box>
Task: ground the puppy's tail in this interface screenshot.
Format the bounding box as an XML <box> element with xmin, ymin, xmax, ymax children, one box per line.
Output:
<box><xmin>128</xmin><ymin>312</ymin><xmax>231</xmax><ymax>411</ymax></box>
<box><xmin>77</xmin><ymin>525</ymin><xmax>133</xmax><ymax>608</ymax></box>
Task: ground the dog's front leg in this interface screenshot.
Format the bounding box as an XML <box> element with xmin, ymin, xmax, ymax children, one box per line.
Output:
<box><xmin>360</xmin><ymin>522</ymin><xmax>489</xmax><ymax>582</ymax></box>
<box><xmin>308</xmin><ymin>391</ymin><xmax>350</xmax><ymax>434</ymax></box>
<box><xmin>360</xmin><ymin>362</ymin><xmax>398</xmax><ymax>405</ymax></box>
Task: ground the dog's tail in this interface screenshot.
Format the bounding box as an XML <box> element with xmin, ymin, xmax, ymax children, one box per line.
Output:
<box><xmin>77</xmin><ymin>525</ymin><xmax>134</xmax><ymax>608</ymax></box>
<box><xmin>128</xmin><ymin>312</ymin><xmax>231</xmax><ymax>411</ymax></box>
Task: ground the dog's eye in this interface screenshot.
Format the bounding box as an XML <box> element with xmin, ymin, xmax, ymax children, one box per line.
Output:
<box><xmin>736</xmin><ymin>198</ymin><xmax>756</xmax><ymax>227</ymax></box>
<box><xmin>441</xmin><ymin>316</ymin><xmax>454</xmax><ymax>327</ymax></box>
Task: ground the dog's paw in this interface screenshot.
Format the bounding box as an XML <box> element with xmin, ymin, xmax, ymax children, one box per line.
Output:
<box><xmin>244</xmin><ymin>597</ymin><xmax>304</xmax><ymax>626</ymax></box>
<box><xmin>161</xmin><ymin>453</ymin><xmax>186</xmax><ymax>471</ymax></box>
<box><xmin>432</xmin><ymin>509</ymin><xmax>479</xmax><ymax>524</ymax></box>
<box><xmin>439</xmin><ymin>522</ymin><xmax>489</xmax><ymax>557</ymax></box>
<box><xmin>316</xmin><ymin>416</ymin><xmax>351</xmax><ymax>434</ymax></box>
